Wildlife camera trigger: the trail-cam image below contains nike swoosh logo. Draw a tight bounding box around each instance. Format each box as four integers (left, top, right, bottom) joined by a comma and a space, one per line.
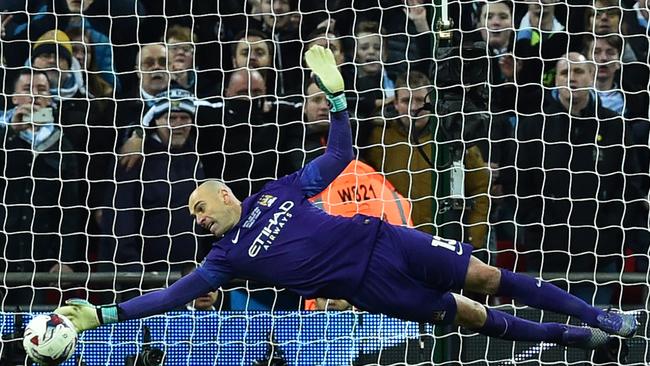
456, 243, 463, 256
536, 278, 542, 288
231, 228, 241, 244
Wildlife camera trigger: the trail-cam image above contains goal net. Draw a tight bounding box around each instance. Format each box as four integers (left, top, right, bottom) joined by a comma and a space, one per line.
0, 0, 648, 365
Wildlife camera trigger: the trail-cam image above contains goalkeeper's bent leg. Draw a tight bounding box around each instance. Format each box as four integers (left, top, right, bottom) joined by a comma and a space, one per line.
453, 294, 609, 349
465, 258, 606, 328
497, 269, 638, 338
496, 269, 606, 327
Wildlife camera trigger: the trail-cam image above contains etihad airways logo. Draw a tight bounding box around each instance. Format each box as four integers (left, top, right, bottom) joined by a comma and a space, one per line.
248, 200, 294, 257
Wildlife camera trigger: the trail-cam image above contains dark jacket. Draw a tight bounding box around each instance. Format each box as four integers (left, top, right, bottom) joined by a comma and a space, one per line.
515, 91, 645, 271
100, 134, 206, 272
0, 124, 85, 272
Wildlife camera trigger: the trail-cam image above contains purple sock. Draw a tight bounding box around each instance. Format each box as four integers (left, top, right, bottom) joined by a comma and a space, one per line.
496, 269, 605, 327
478, 307, 566, 343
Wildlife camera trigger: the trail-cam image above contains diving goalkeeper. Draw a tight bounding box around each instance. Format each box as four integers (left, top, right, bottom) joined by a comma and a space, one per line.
56, 45, 637, 349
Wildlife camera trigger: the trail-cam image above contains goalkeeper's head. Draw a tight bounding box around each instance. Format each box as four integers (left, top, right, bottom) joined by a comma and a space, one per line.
189, 180, 242, 237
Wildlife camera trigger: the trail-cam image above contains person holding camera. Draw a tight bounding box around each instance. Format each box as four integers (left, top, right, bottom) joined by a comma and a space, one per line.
0, 69, 85, 309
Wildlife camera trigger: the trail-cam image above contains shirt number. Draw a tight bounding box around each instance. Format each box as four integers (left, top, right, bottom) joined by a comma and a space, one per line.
431, 235, 457, 252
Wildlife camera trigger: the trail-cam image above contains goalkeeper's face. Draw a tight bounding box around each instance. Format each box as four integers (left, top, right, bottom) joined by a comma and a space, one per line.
189, 181, 242, 237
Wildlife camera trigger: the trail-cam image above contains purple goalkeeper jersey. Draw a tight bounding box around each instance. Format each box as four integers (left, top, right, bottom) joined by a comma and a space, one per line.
198, 170, 382, 300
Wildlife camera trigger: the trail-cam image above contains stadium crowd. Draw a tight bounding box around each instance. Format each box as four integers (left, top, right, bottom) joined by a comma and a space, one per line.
0, 0, 648, 311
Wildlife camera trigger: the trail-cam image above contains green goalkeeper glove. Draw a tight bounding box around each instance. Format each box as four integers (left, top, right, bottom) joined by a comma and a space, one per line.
304, 45, 347, 112
54, 299, 119, 332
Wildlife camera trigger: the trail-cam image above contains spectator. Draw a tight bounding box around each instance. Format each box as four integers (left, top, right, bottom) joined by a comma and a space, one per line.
514, 0, 570, 89
582, 35, 647, 118
0, 69, 85, 308
301, 79, 413, 225
30, 30, 84, 99
473, 0, 521, 117
66, 27, 114, 99
584, 0, 639, 62
518, 0, 564, 32
134, 43, 170, 101
352, 20, 396, 119
514, 52, 645, 304
116, 43, 170, 170
230, 29, 274, 70
298, 80, 336, 165
229, 29, 277, 97
99, 88, 206, 278
304, 27, 345, 67
471, 2, 520, 275
187, 289, 219, 311
251, 0, 303, 96
362, 71, 490, 247
303, 27, 369, 127
478, 0, 513, 54
164, 24, 197, 91
476, 0, 516, 86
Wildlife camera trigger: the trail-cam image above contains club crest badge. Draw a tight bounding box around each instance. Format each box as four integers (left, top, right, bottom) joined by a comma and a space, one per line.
258, 194, 277, 207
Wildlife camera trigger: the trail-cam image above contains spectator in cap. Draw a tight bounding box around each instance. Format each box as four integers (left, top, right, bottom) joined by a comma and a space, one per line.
141, 87, 197, 150
30, 29, 85, 98
99, 87, 208, 299
66, 27, 115, 98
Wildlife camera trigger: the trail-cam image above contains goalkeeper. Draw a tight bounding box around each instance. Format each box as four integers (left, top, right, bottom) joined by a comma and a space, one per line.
56, 45, 637, 349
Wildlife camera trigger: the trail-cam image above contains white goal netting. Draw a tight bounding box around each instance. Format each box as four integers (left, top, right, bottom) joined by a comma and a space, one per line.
0, 0, 648, 365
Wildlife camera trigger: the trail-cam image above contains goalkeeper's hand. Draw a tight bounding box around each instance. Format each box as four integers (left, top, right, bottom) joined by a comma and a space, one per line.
54, 299, 119, 333
304, 45, 346, 112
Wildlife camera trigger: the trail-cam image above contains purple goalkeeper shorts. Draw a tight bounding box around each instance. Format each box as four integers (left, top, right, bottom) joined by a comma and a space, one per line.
348, 223, 473, 324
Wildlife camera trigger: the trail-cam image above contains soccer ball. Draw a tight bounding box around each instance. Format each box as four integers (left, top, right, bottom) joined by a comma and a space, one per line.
22, 314, 78, 365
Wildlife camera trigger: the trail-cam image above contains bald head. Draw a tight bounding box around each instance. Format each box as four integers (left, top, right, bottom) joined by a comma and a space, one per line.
199, 180, 228, 193
556, 52, 594, 72
188, 180, 241, 237
225, 69, 266, 98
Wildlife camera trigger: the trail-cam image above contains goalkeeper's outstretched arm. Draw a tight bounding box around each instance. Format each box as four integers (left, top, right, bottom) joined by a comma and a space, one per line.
298, 45, 354, 197
55, 270, 222, 332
